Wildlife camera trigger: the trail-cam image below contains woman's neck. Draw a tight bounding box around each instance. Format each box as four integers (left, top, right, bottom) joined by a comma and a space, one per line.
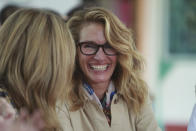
89, 81, 110, 99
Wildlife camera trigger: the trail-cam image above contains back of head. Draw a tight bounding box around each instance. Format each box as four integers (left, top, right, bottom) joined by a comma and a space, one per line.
0, 4, 20, 25
0, 8, 75, 130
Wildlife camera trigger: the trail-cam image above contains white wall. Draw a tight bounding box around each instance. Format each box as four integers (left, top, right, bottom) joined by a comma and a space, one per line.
137, 0, 164, 123
162, 61, 196, 124
142, 0, 196, 127
0, 0, 81, 15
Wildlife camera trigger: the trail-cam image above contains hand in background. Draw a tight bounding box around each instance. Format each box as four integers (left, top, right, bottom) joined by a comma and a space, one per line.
0, 98, 45, 131
0, 98, 16, 121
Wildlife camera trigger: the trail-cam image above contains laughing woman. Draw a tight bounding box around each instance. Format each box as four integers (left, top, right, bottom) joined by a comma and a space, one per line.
58, 7, 161, 131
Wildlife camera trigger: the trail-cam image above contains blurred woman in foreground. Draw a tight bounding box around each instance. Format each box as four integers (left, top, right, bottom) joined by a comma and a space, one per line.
0, 8, 75, 131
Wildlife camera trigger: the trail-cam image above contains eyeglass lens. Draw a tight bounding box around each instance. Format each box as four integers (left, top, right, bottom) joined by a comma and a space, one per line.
79, 42, 117, 55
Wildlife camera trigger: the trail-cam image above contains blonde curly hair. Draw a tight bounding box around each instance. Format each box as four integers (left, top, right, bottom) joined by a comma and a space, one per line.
67, 7, 148, 113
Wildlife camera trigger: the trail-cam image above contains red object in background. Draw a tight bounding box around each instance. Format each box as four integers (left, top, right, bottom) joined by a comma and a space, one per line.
165, 124, 187, 131
114, 0, 134, 28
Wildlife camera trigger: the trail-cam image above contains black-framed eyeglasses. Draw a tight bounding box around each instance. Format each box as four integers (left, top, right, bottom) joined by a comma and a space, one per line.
77, 41, 117, 56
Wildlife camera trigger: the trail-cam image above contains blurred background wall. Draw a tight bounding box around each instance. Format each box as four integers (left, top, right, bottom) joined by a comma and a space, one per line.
0, 0, 195, 131
0, 0, 80, 15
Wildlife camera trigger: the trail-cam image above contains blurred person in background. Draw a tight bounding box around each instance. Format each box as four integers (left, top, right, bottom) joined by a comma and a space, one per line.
65, 4, 84, 20
65, 0, 99, 20
59, 7, 161, 131
0, 8, 75, 131
0, 4, 20, 25
188, 104, 196, 131
187, 87, 196, 131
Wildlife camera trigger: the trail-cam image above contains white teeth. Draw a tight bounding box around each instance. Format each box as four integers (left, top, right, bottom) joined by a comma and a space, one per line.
91, 65, 107, 70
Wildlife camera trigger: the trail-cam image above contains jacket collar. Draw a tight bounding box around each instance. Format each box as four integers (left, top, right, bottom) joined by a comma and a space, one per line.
81, 81, 120, 104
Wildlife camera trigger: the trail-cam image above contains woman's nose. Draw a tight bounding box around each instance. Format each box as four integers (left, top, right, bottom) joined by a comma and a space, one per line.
94, 47, 106, 60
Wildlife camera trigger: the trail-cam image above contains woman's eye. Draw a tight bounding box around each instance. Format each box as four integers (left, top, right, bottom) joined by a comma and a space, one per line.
84, 43, 97, 49
83, 44, 91, 48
